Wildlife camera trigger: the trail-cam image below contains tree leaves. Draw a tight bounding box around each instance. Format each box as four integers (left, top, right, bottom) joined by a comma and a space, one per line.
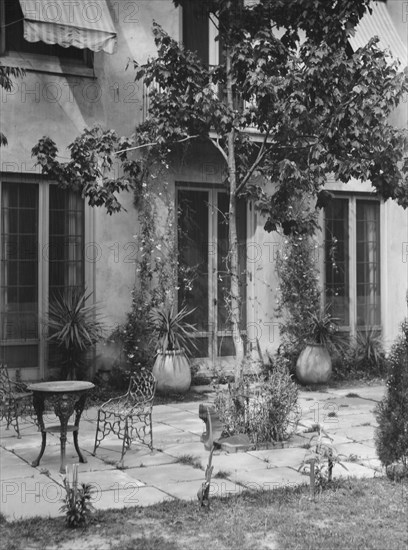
0, 64, 25, 147
32, 127, 141, 215
31, 1, 408, 231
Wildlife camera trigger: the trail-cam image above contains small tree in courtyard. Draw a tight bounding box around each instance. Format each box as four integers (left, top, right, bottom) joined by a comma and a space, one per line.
32, 0, 408, 385
375, 308, 408, 475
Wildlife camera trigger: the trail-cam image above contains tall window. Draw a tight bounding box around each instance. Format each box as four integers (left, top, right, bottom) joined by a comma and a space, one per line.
325, 197, 381, 332
0, 180, 84, 372
356, 201, 381, 327
1, 182, 39, 368
177, 187, 247, 358
49, 187, 84, 299
325, 198, 349, 325
48, 187, 84, 370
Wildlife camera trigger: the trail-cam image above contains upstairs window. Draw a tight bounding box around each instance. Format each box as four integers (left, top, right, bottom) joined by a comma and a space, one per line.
182, 0, 209, 65
1, 0, 92, 65
181, 0, 222, 66
1, 0, 117, 65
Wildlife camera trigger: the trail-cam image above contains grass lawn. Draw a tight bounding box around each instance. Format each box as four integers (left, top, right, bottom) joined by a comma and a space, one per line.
1, 477, 406, 550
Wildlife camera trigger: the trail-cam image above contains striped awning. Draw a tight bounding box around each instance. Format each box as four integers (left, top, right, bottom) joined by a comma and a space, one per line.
19, 0, 117, 54
349, 1, 407, 66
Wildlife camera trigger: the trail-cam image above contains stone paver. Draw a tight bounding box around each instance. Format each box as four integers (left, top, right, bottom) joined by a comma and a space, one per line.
0, 383, 386, 520
235, 466, 306, 489
93, 485, 174, 510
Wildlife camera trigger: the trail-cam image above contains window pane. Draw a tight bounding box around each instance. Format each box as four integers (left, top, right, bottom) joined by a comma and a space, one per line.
49, 187, 84, 299
325, 198, 349, 325
1, 182, 39, 346
356, 201, 380, 327
218, 335, 235, 356
0, 344, 39, 369
182, 0, 209, 64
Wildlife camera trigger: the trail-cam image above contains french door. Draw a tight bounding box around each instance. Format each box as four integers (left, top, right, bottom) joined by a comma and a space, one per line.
324, 196, 381, 333
177, 187, 247, 359
0, 178, 85, 376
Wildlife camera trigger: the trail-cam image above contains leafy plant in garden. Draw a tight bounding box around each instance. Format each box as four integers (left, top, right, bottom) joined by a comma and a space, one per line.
375, 312, 408, 474
349, 329, 387, 377
298, 424, 348, 494
60, 465, 95, 528
111, 290, 156, 385
47, 289, 104, 380
308, 307, 339, 346
32, 126, 140, 215
215, 357, 299, 445
32, 0, 408, 384
275, 235, 321, 365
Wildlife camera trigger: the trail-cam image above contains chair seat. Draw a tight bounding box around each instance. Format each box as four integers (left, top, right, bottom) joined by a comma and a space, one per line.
101, 401, 149, 416
8, 392, 32, 401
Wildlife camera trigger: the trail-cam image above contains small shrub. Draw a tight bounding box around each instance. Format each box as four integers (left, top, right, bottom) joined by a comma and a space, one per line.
215, 357, 299, 445
375, 316, 408, 470
329, 329, 387, 380
214, 470, 231, 479
349, 329, 387, 377
298, 424, 348, 492
60, 465, 95, 528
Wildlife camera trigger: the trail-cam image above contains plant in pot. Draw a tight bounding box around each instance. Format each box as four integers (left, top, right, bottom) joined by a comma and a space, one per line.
47, 289, 104, 380
296, 306, 339, 385
149, 305, 198, 394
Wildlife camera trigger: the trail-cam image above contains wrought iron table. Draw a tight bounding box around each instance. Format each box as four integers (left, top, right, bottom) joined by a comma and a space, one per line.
28, 381, 94, 473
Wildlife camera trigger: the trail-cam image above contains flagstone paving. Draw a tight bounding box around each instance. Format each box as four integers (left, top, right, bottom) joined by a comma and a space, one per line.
0, 383, 386, 520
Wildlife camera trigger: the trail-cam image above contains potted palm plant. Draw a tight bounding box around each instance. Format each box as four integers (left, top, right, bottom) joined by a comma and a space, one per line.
296, 307, 339, 385
47, 289, 104, 380
150, 305, 198, 394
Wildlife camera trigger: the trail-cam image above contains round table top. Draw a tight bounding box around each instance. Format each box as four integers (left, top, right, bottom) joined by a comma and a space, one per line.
27, 381, 95, 393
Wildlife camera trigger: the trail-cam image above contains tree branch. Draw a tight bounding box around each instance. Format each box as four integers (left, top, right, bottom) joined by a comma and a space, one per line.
210, 136, 229, 163
114, 134, 199, 155
236, 130, 271, 195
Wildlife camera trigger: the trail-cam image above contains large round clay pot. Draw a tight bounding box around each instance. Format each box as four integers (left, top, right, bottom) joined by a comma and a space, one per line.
296, 344, 332, 385
152, 350, 191, 394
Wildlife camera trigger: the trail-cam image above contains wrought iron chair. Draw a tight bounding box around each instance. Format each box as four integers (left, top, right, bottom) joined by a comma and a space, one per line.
92, 370, 156, 467
0, 364, 34, 438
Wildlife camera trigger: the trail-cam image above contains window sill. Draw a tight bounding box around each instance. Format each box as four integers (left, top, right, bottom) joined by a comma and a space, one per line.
0, 339, 39, 345
0, 52, 96, 79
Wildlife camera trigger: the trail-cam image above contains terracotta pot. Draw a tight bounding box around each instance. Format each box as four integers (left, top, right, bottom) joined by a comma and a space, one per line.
296, 344, 332, 385
152, 350, 191, 394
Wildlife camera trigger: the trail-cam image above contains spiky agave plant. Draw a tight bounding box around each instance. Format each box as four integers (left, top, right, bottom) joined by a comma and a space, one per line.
149, 305, 198, 355
47, 289, 104, 379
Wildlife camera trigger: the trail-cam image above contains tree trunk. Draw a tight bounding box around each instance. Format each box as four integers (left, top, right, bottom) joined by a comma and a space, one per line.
226, 46, 245, 383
